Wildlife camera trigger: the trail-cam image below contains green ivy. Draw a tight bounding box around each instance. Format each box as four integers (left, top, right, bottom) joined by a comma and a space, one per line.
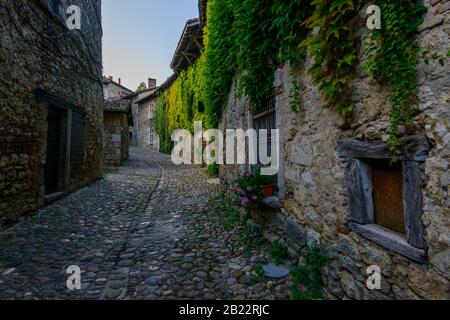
203, 0, 237, 128
154, 55, 209, 152
157, 0, 429, 152
364, 0, 426, 154
290, 247, 329, 300
154, 92, 173, 154
301, 0, 364, 116
203, 0, 312, 127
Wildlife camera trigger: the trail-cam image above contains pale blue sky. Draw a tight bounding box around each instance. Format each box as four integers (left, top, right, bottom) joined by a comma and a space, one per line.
102, 0, 199, 91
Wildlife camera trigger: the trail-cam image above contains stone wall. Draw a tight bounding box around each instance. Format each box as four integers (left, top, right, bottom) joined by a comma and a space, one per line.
103, 113, 130, 167
0, 0, 103, 227
137, 99, 160, 151
219, 0, 449, 299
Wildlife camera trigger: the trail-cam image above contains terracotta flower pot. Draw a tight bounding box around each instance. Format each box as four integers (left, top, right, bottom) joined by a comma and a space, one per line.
261, 184, 274, 198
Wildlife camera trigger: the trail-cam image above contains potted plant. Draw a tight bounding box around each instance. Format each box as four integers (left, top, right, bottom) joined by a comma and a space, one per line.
253, 167, 274, 198
235, 169, 274, 223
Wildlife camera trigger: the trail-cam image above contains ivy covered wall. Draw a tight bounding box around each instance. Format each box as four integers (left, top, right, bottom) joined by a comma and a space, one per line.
155, 0, 441, 155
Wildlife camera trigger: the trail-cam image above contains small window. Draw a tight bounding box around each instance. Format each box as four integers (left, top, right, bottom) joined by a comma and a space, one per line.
338, 135, 430, 263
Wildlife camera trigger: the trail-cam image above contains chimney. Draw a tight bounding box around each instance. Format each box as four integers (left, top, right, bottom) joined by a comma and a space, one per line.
118, 78, 121, 85
148, 78, 157, 89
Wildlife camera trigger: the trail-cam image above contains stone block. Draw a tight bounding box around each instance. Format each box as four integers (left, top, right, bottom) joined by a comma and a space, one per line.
306, 228, 321, 248
284, 216, 306, 246
337, 235, 361, 261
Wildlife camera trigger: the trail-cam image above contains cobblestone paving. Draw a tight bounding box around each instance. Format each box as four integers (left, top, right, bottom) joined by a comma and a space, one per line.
0, 147, 291, 300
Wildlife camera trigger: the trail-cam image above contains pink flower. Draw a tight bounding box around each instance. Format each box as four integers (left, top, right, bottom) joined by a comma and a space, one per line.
252, 196, 258, 202
236, 187, 244, 195
242, 197, 249, 206
247, 186, 253, 192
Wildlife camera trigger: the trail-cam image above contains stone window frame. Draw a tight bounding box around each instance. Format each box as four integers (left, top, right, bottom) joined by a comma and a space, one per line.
337, 134, 430, 263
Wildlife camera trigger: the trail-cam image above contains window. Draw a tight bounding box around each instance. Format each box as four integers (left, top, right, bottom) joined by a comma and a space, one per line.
253, 95, 276, 163
148, 128, 154, 145
338, 135, 430, 263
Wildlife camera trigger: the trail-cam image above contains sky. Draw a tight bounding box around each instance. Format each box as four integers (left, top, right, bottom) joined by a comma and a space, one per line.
102, 0, 199, 91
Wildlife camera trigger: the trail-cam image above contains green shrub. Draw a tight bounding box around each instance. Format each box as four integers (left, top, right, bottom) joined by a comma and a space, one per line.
207, 161, 219, 177
290, 247, 329, 300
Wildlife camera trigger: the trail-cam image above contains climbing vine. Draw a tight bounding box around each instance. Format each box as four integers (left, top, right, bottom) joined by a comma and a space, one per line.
154, 92, 173, 154
301, 0, 364, 116
203, 0, 312, 127
156, 0, 432, 155
364, 0, 427, 154
155, 57, 207, 152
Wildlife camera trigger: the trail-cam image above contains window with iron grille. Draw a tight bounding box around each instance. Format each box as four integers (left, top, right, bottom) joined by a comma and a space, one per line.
253, 95, 277, 186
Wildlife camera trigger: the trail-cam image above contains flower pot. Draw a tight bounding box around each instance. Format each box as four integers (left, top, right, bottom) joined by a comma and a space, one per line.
261, 184, 274, 198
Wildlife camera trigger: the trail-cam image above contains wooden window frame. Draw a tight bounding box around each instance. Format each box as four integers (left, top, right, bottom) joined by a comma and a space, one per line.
337, 134, 430, 263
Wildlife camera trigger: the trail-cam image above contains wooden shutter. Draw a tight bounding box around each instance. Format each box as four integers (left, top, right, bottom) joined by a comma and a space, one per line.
71, 111, 85, 162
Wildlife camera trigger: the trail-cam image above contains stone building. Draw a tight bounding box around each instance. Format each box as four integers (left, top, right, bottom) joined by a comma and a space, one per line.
128, 78, 158, 146
0, 0, 103, 227
103, 98, 132, 166
102, 76, 133, 100
134, 91, 161, 151
216, 1, 450, 299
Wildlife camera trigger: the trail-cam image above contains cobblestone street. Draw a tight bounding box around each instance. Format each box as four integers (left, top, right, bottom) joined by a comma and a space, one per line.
0, 147, 290, 300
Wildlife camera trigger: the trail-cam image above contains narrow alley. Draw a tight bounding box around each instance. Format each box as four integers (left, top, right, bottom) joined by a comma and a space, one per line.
0, 147, 290, 300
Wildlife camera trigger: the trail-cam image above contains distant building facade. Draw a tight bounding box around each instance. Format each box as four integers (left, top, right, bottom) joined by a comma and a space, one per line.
103, 98, 132, 166
128, 78, 158, 146
135, 96, 160, 151
0, 0, 104, 227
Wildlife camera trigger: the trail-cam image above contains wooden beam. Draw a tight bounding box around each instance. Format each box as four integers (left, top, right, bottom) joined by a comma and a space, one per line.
349, 223, 427, 263
337, 134, 430, 161
346, 159, 374, 224
182, 52, 193, 65
191, 35, 203, 51
403, 161, 426, 249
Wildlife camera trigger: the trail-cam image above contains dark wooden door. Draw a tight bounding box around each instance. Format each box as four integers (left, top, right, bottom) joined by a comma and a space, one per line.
44, 107, 62, 195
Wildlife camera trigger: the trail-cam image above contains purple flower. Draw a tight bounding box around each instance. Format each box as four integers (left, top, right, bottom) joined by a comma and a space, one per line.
241, 197, 249, 206
247, 171, 254, 177
252, 196, 258, 202
246, 186, 253, 192
236, 187, 244, 195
